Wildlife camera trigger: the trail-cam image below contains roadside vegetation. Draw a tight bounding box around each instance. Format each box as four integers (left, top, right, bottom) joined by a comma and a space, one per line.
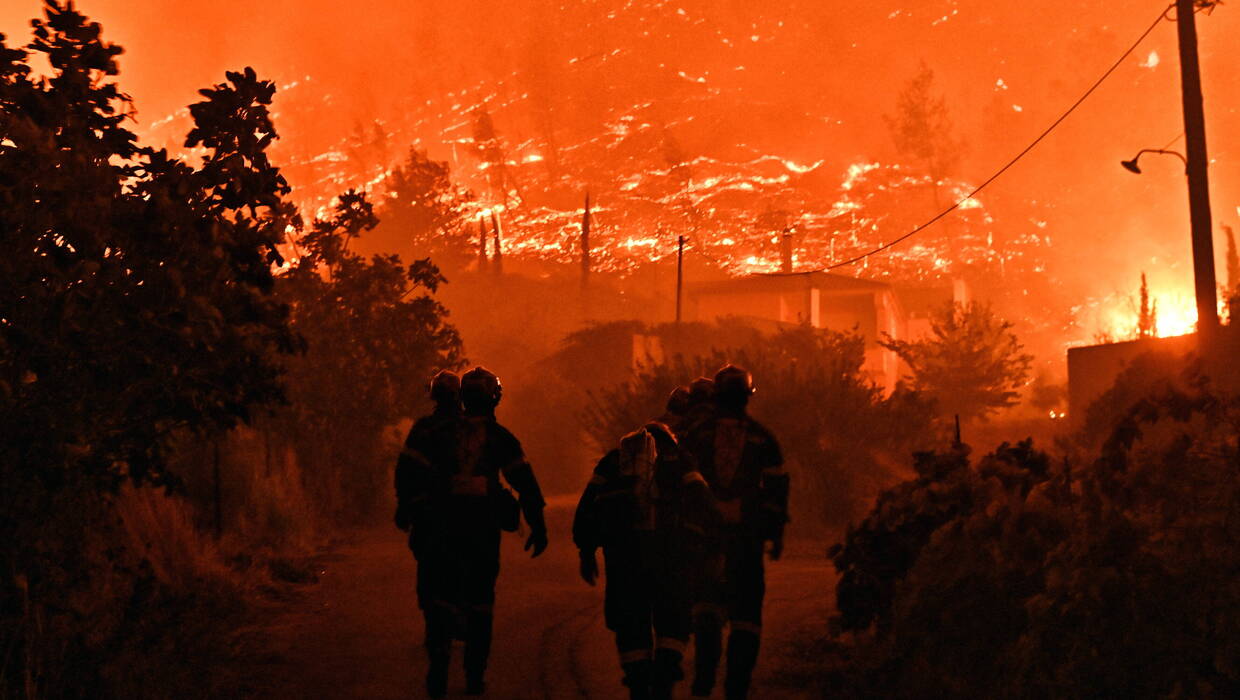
0, 5, 461, 695
813, 356, 1240, 698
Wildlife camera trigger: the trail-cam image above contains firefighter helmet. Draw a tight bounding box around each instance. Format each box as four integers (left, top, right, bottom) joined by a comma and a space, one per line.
666, 385, 691, 416
688, 376, 715, 405
428, 369, 461, 405
461, 366, 503, 409
713, 364, 754, 400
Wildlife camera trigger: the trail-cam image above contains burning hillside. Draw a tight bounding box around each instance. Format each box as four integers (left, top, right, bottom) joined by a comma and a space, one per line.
13, 0, 1236, 348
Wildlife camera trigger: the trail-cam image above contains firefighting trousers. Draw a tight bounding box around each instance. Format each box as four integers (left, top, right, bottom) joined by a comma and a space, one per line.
410, 499, 502, 679
602, 533, 692, 685
692, 533, 766, 697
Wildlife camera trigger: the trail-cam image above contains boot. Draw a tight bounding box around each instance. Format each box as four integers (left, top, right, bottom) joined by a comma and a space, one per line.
723, 629, 760, 700
426, 659, 449, 699
651, 648, 684, 700
622, 659, 653, 700
692, 613, 722, 696
464, 608, 493, 695
425, 607, 452, 699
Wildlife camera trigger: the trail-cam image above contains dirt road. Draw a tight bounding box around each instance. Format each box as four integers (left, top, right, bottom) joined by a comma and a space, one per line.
250, 497, 834, 699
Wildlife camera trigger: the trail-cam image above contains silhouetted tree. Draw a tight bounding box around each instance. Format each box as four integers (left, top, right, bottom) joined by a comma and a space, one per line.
274, 190, 465, 519
345, 119, 391, 176
472, 106, 518, 203
1, 4, 297, 693
881, 302, 1032, 423
1, 10, 295, 492
885, 62, 963, 188
381, 147, 474, 268
1137, 272, 1158, 339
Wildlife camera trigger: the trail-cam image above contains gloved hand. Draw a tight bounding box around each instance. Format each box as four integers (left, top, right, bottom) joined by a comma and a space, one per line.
579, 549, 599, 586
525, 525, 548, 558
767, 537, 784, 561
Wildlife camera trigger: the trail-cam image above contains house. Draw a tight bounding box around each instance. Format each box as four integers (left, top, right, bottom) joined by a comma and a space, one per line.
685, 271, 907, 392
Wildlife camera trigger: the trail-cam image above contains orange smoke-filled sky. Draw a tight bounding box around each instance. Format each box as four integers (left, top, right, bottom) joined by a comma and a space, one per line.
2, 0, 1238, 343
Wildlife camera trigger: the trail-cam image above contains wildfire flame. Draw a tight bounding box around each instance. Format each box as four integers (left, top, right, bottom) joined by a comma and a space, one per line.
1094, 287, 1201, 342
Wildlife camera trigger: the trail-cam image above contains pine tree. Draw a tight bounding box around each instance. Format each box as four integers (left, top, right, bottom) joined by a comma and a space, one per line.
1137, 272, 1158, 339
885, 62, 963, 187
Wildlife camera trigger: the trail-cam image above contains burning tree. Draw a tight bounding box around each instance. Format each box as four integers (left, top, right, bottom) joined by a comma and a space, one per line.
471, 106, 518, 204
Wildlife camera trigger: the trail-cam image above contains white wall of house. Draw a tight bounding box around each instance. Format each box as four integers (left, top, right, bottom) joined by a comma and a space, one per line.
689, 276, 907, 394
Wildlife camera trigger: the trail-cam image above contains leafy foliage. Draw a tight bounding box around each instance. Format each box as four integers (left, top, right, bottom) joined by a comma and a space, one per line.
0, 4, 296, 492
881, 301, 1033, 423
271, 190, 465, 520
885, 61, 963, 184
1, 3, 298, 694
828, 370, 1240, 698
379, 146, 474, 267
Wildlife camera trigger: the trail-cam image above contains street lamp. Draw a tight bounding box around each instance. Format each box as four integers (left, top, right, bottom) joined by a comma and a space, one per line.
1120, 149, 1188, 175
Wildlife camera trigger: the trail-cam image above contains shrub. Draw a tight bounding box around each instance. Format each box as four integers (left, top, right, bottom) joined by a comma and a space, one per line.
581, 320, 936, 530
828, 371, 1240, 698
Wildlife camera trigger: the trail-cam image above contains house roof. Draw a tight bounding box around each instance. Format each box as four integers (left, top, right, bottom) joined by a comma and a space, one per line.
687, 271, 891, 296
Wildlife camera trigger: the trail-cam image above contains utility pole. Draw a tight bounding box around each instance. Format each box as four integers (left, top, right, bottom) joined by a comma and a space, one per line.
676, 235, 685, 324
477, 215, 488, 272
1176, 0, 1219, 341
780, 228, 793, 273
581, 192, 592, 288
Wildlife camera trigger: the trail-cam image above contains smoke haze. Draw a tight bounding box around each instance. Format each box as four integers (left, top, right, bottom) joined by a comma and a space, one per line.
3, 0, 1238, 347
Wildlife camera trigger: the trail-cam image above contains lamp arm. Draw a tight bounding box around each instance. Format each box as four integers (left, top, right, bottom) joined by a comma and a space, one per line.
1136, 148, 1189, 170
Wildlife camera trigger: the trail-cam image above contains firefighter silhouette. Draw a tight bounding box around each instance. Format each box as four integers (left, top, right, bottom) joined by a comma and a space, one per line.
394, 367, 548, 698
683, 376, 717, 434
655, 385, 691, 436
574, 421, 716, 700
680, 365, 789, 699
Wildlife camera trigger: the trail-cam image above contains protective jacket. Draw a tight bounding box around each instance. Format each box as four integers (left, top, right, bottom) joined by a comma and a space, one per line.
399, 413, 545, 537
394, 406, 458, 530
573, 427, 713, 550
573, 424, 715, 698
681, 414, 787, 540
680, 411, 788, 699
395, 411, 546, 686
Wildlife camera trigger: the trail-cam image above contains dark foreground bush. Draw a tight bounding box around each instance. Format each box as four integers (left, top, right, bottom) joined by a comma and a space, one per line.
828, 375, 1240, 698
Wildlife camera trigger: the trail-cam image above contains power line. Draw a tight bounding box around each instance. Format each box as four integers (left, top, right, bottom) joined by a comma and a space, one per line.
823, 4, 1172, 272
